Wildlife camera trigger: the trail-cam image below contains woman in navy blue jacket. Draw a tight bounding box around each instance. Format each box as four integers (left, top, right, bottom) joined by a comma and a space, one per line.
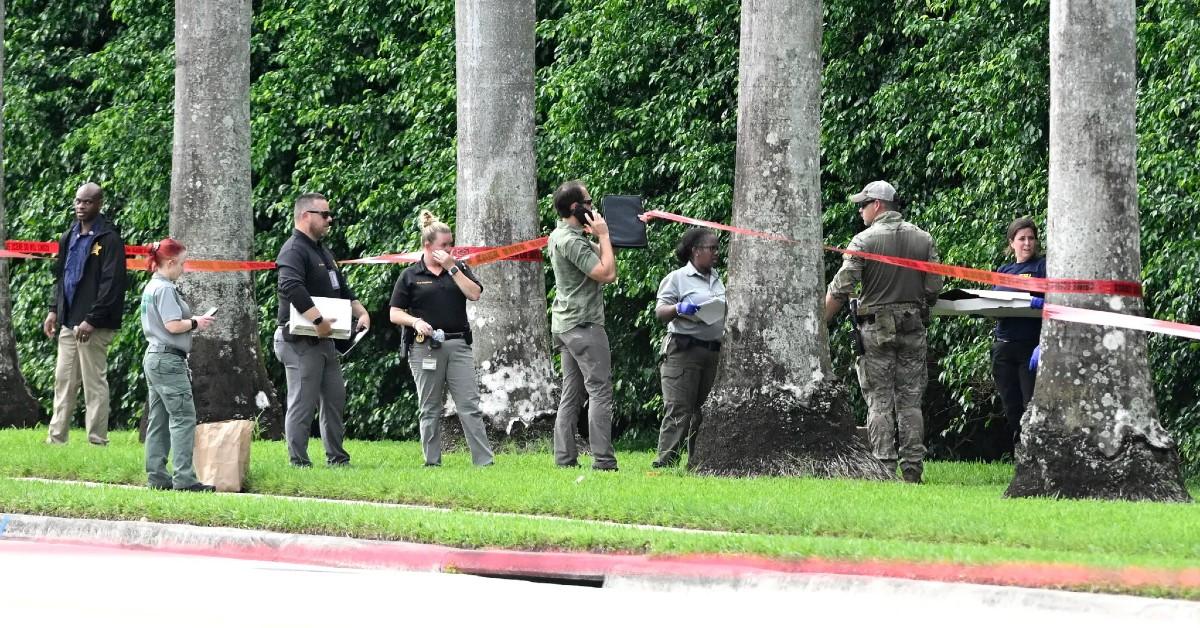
992, 217, 1046, 448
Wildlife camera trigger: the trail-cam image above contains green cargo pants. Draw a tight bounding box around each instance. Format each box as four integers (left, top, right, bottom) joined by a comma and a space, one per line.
143, 351, 200, 489
653, 335, 720, 467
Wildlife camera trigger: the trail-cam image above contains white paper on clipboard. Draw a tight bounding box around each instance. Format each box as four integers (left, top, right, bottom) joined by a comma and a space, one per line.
685, 297, 726, 326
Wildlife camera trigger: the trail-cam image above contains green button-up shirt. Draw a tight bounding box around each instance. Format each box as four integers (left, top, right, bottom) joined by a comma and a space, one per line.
548, 221, 606, 334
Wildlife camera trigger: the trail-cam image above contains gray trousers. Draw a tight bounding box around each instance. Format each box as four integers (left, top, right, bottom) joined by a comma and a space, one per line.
654, 337, 719, 466
553, 324, 617, 469
143, 351, 200, 489
273, 328, 350, 466
408, 339, 494, 466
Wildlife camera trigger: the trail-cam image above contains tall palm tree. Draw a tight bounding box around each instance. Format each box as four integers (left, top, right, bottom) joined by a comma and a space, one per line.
0, 0, 42, 428
453, 0, 556, 431
169, 0, 281, 437
1006, 0, 1189, 501
690, 0, 886, 478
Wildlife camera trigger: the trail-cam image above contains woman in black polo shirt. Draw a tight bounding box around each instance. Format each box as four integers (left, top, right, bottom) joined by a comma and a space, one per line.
389, 211, 494, 467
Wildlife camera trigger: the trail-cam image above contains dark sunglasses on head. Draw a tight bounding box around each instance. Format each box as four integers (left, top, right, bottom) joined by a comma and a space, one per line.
306, 210, 334, 219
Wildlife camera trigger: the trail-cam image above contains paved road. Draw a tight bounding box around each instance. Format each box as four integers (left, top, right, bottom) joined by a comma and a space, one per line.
1, 540, 1196, 627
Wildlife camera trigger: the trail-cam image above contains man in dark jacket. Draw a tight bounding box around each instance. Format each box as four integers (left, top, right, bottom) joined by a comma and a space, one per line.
272, 193, 370, 467
43, 182, 128, 445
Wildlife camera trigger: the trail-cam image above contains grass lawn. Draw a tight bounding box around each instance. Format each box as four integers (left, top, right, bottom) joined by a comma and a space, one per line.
2, 428, 1198, 586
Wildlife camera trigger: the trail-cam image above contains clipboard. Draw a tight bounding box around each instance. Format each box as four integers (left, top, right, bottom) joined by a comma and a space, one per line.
685, 297, 726, 326
601, 195, 648, 248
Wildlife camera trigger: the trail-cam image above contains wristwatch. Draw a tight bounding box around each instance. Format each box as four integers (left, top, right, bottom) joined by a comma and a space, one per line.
448, 266, 460, 276
312, 316, 325, 326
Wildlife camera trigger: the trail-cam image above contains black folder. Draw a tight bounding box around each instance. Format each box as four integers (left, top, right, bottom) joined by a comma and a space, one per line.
601, 195, 648, 248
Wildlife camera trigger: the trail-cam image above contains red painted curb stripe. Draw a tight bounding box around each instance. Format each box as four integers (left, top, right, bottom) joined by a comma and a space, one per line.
18, 534, 1200, 592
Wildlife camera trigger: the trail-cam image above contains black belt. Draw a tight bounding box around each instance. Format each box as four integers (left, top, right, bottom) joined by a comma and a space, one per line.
672, 334, 721, 352
149, 346, 188, 358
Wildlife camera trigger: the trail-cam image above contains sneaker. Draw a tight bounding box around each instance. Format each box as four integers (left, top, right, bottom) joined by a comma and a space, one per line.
176, 483, 216, 492
327, 460, 352, 468
423, 462, 441, 467
290, 461, 313, 468
592, 465, 619, 472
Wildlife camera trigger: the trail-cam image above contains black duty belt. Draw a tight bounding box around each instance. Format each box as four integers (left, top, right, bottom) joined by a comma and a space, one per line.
672, 334, 721, 352
149, 346, 188, 358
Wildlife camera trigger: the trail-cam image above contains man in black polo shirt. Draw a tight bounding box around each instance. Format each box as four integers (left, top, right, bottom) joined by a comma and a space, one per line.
273, 193, 370, 467
389, 211, 493, 467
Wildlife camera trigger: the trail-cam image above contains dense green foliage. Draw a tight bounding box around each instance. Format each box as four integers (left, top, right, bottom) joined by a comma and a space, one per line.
4, 0, 1198, 471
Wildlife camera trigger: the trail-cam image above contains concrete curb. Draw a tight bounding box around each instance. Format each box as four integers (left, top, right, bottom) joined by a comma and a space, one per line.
2, 510, 1200, 619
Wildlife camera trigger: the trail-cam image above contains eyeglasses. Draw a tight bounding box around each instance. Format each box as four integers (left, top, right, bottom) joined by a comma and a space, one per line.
694, 244, 718, 252
580, 198, 594, 206
856, 199, 875, 210
306, 210, 334, 220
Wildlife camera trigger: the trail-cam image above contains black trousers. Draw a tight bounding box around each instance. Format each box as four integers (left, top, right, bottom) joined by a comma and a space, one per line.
991, 339, 1038, 444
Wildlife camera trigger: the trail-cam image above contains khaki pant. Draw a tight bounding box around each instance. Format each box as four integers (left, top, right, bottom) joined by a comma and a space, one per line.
47, 326, 116, 445
408, 339, 494, 466
856, 304, 928, 474
654, 336, 719, 467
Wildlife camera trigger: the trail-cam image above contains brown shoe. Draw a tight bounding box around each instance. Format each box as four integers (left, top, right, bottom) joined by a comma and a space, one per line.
901, 468, 923, 484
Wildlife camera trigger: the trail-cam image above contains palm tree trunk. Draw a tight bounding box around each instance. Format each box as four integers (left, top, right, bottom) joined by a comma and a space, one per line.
0, 0, 42, 429
689, 0, 886, 478
1006, 0, 1189, 501
454, 0, 557, 431
169, 0, 282, 437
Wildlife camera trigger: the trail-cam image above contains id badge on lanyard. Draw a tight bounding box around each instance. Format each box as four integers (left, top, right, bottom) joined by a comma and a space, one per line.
328, 269, 340, 291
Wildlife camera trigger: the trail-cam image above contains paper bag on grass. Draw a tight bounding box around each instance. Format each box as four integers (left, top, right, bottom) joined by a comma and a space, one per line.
193, 419, 253, 492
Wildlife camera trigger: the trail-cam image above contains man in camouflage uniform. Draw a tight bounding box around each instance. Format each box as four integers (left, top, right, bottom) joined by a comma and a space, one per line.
824, 180, 942, 483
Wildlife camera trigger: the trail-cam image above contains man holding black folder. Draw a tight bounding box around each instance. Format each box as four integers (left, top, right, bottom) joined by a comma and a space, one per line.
273, 193, 370, 468
547, 180, 619, 471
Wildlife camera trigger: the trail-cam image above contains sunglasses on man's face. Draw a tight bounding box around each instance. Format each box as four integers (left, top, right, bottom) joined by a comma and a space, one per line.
306, 210, 334, 220
856, 199, 875, 210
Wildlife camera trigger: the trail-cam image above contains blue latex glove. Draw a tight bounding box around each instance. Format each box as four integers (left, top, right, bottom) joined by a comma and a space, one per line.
1030, 296, 1045, 310
676, 301, 700, 316
1029, 345, 1041, 373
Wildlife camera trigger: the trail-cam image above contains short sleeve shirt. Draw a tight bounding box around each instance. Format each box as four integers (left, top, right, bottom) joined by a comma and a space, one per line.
390, 258, 482, 334
140, 274, 193, 353
548, 221, 605, 334
657, 262, 726, 342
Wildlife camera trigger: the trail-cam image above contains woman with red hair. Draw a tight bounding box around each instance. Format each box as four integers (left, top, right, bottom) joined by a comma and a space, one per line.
139, 238, 216, 491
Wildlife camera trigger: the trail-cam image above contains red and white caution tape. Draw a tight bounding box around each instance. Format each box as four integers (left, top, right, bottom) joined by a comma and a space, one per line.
1044, 304, 1200, 341
641, 210, 1143, 297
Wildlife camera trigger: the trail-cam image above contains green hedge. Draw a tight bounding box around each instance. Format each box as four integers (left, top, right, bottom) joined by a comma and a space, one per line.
5, 0, 1197, 472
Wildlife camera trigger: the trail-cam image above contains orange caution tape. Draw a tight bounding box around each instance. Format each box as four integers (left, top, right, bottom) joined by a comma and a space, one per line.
642, 210, 1143, 298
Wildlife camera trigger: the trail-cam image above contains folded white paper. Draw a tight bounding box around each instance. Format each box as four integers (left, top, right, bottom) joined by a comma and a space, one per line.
289, 296, 353, 339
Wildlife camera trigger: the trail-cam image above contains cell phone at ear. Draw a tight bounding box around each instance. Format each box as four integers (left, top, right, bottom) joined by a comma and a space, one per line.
203, 307, 218, 318
573, 204, 594, 224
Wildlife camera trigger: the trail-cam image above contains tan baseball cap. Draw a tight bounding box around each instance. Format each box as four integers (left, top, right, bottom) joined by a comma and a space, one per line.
850, 180, 896, 203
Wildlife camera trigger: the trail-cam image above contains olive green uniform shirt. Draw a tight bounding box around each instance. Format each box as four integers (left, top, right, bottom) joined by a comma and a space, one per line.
548, 221, 606, 334
827, 211, 943, 309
